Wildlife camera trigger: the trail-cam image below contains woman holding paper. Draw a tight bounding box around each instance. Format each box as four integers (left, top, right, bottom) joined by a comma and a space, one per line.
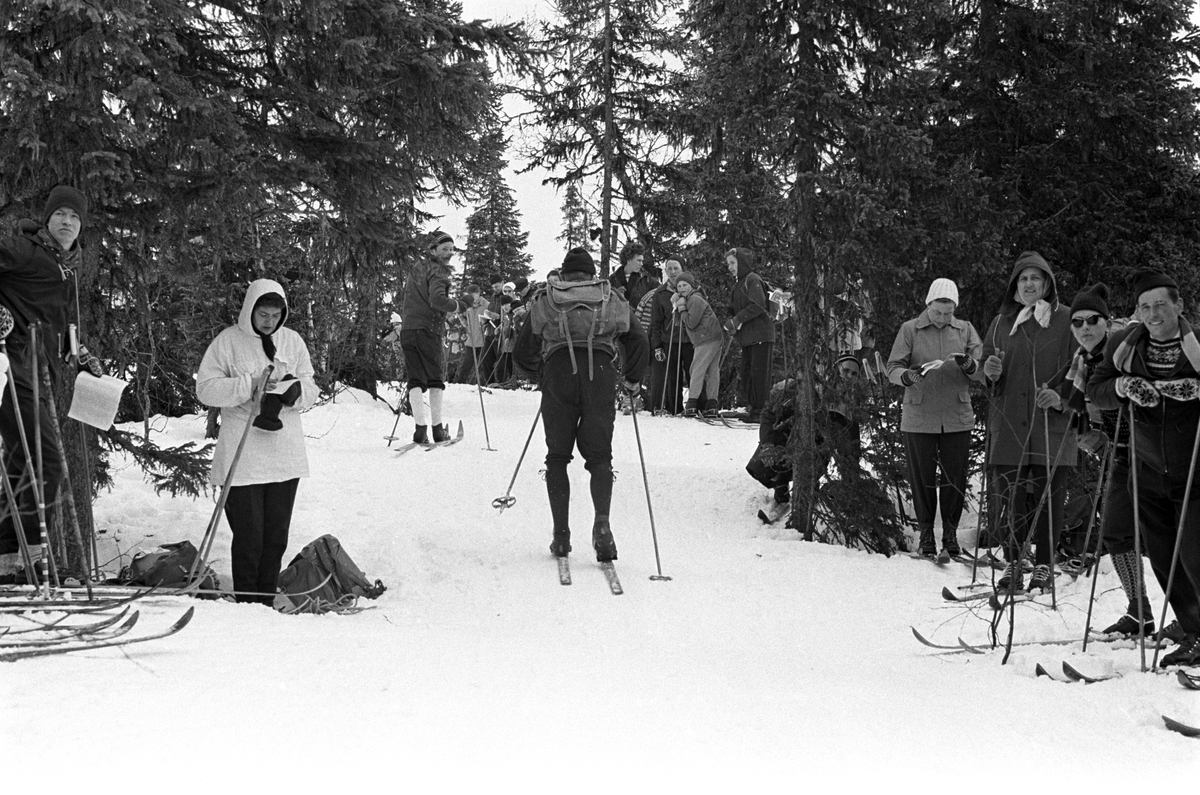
197, 279, 318, 604
886, 278, 984, 560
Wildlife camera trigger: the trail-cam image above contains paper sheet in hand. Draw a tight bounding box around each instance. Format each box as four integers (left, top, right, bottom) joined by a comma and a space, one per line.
68, 372, 129, 430
920, 359, 946, 375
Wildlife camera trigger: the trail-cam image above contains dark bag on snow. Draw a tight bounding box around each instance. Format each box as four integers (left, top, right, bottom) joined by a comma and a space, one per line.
274, 534, 386, 614
123, 540, 219, 592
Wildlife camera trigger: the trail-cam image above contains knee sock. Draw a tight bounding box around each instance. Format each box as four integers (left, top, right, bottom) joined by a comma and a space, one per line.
1111, 550, 1152, 615
408, 387, 427, 427
588, 464, 613, 519
546, 465, 570, 534
429, 388, 444, 427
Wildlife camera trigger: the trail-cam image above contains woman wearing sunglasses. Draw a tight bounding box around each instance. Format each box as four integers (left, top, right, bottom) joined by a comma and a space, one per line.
1063, 284, 1154, 637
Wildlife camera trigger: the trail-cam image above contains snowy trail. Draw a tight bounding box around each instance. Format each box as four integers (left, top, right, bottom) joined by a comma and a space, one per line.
1, 385, 1195, 789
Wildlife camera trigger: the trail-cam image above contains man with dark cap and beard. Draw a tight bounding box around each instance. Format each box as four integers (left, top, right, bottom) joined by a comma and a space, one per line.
0, 185, 102, 584
400, 229, 472, 444
513, 247, 649, 566
1088, 268, 1200, 665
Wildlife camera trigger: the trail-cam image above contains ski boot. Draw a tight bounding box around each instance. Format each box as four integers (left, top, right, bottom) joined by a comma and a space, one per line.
592, 517, 618, 562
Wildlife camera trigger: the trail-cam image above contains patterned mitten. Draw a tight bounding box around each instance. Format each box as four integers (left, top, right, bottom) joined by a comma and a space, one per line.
1119, 376, 1160, 407
1155, 378, 1200, 402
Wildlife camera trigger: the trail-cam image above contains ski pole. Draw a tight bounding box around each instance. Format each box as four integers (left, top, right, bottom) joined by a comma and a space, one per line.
38, 358, 93, 600
1124, 403, 1148, 670
384, 404, 403, 447
629, 395, 670, 581
1080, 409, 1121, 652
187, 366, 274, 585
472, 344, 495, 451
1150, 397, 1200, 670
27, 326, 56, 595
492, 407, 541, 513
658, 315, 675, 415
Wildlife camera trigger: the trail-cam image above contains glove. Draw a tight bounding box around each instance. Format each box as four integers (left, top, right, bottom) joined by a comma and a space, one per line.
1034, 386, 1062, 411
723, 319, 738, 335
1156, 378, 1200, 402
654, 349, 666, 362
900, 369, 924, 387
622, 379, 640, 395
77, 345, 103, 378
952, 353, 977, 375
982, 354, 1004, 380
1117, 375, 1160, 407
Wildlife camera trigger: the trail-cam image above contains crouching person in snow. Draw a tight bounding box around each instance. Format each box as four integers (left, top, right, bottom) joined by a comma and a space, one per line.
513, 247, 649, 562
197, 279, 318, 604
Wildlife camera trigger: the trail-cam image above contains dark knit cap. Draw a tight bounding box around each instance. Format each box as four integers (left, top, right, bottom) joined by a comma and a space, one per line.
42, 185, 88, 229
513, 276, 529, 293
1070, 283, 1110, 318
1130, 268, 1178, 301
562, 247, 596, 277
429, 229, 453, 249
675, 271, 699, 289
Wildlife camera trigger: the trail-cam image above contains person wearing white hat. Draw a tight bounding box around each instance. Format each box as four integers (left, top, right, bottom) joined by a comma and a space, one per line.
886, 278, 985, 560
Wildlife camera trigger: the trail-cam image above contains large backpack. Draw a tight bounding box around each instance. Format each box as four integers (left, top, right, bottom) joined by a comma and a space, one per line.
122, 540, 220, 595
531, 276, 630, 378
274, 535, 386, 614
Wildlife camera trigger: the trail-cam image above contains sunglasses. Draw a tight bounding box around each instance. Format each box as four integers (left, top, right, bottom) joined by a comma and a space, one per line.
1071, 316, 1105, 328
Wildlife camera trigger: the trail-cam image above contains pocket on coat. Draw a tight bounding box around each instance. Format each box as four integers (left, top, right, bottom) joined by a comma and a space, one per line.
905, 390, 923, 405
958, 391, 974, 423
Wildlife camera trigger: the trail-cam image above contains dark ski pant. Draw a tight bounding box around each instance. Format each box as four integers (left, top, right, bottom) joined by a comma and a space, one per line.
1100, 449, 1138, 555
540, 348, 616, 541
739, 340, 772, 416
989, 463, 1069, 566
0, 381, 62, 555
651, 340, 694, 414
1130, 461, 1200, 635
224, 478, 299, 604
400, 328, 446, 391
904, 430, 970, 535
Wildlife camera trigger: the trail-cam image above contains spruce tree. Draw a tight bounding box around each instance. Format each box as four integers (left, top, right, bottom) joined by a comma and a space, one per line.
461, 132, 533, 289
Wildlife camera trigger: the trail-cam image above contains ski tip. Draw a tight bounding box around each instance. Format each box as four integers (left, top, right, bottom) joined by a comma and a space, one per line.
1035, 663, 1052, 678
941, 586, 957, 602
172, 606, 196, 630
1162, 715, 1200, 737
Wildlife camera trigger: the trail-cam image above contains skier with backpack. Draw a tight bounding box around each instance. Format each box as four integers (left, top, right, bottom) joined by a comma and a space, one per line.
513, 247, 649, 563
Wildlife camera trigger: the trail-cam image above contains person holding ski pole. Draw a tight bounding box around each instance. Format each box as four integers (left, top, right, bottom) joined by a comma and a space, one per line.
400, 230, 473, 442
980, 251, 1078, 592
1087, 269, 1200, 665
512, 247, 649, 562
648, 256, 691, 415
885, 278, 985, 561
197, 279, 318, 604
672, 272, 723, 418
1061, 283, 1154, 636
0, 185, 102, 585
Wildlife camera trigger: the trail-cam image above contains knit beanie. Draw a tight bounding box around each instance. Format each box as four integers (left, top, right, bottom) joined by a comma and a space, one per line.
429, 229, 453, 249
562, 247, 596, 277
1130, 268, 1178, 302
513, 276, 529, 293
42, 185, 88, 229
675, 271, 699, 289
924, 278, 959, 306
1070, 283, 1110, 318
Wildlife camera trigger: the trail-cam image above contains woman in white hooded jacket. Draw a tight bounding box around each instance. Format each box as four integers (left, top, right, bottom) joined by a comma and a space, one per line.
197, 279, 318, 604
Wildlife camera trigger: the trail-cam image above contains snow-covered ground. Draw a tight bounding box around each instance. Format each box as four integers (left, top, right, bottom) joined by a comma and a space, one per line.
2, 384, 1195, 789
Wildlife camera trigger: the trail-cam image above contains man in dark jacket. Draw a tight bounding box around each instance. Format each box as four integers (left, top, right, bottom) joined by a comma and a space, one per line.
1087, 268, 1200, 666
608, 240, 657, 309
725, 247, 775, 422
0, 185, 92, 583
400, 230, 471, 444
513, 247, 649, 563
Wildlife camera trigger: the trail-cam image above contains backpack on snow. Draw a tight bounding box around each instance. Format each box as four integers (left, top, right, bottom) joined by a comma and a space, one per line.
122, 540, 219, 594
530, 276, 630, 379
274, 534, 386, 614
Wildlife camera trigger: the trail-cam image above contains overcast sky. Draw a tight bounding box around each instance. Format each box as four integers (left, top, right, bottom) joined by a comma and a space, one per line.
423, 0, 566, 281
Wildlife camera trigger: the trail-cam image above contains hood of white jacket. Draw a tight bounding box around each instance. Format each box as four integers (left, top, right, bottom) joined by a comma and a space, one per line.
237, 278, 289, 338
